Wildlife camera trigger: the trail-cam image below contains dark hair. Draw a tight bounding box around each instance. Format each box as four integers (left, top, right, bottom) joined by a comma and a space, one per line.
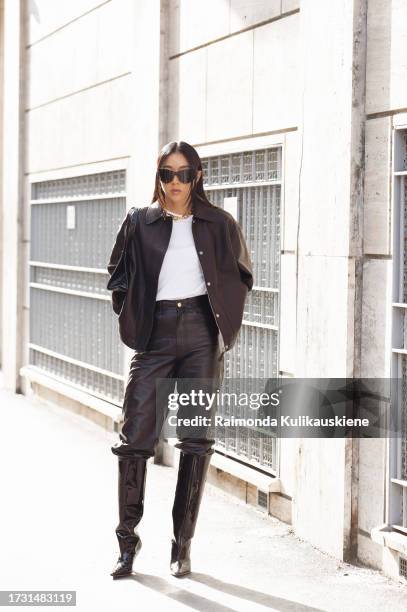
151, 141, 212, 212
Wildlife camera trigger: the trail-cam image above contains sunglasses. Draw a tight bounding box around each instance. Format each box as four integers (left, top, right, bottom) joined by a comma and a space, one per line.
158, 167, 196, 184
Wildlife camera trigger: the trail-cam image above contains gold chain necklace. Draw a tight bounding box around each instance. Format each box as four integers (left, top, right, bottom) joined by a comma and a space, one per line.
163, 207, 192, 221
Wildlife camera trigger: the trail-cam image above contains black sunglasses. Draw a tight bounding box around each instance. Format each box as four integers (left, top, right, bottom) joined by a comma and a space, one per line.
158, 167, 196, 184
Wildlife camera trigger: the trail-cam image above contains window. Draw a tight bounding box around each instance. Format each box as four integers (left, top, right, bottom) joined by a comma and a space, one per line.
201, 147, 282, 473
29, 170, 127, 404
390, 128, 407, 533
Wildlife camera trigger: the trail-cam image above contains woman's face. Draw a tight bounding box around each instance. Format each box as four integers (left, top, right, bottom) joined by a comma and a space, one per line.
159, 152, 202, 207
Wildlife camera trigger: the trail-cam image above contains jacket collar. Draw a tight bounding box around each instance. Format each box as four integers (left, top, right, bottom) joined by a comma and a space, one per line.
145, 196, 216, 224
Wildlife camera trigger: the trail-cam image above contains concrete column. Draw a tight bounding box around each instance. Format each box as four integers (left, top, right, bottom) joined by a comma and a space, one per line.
1, 0, 26, 391
0, 0, 4, 370
293, 0, 367, 560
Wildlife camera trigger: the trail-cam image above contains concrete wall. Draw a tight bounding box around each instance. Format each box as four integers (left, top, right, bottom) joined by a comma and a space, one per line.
287, 0, 367, 560
366, 0, 407, 116
1, 0, 26, 391
0, 0, 4, 369
357, 114, 392, 567
357, 0, 407, 578
2, 0, 406, 577
26, 0, 161, 206
168, 0, 300, 57
167, 1, 300, 142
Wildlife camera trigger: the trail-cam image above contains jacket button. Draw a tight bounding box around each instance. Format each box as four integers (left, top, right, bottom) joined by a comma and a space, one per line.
216, 313, 220, 317
207, 281, 211, 286
199, 251, 203, 255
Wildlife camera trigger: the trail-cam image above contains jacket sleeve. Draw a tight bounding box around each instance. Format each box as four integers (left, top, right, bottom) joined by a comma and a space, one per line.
107, 210, 130, 278
228, 218, 254, 291
106, 210, 131, 315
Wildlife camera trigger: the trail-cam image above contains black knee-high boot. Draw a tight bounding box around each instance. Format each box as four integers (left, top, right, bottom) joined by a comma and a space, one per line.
170, 452, 212, 577
110, 456, 147, 579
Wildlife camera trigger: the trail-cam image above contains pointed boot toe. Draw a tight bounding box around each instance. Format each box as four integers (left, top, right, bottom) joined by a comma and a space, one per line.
170, 538, 191, 577
170, 558, 191, 578
111, 539, 142, 579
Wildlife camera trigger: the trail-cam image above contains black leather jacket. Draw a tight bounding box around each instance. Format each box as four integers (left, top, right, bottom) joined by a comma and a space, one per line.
106, 196, 253, 359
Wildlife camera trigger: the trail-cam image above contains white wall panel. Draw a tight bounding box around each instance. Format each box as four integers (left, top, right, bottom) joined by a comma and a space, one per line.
282, 0, 300, 11
361, 258, 392, 379
28, 0, 110, 44
364, 117, 392, 255
168, 0, 296, 56
389, 0, 407, 111
168, 0, 230, 57
27, 76, 134, 172
366, 0, 392, 114
28, 0, 132, 108
229, 0, 280, 32
167, 48, 206, 143
366, 0, 407, 114
253, 15, 300, 135
206, 31, 253, 141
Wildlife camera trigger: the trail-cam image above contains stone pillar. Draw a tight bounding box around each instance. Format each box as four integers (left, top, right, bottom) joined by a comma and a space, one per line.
293, 0, 367, 560
1, 0, 27, 392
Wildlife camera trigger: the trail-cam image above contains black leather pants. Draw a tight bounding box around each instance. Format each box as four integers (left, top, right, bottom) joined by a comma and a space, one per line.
111, 294, 224, 459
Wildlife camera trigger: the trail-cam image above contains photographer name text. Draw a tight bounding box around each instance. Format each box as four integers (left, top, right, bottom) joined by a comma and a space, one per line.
167, 415, 370, 427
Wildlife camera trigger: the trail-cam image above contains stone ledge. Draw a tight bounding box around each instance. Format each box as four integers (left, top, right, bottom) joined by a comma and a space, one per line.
371, 524, 407, 555
210, 451, 281, 493
164, 437, 280, 492
19, 365, 122, 424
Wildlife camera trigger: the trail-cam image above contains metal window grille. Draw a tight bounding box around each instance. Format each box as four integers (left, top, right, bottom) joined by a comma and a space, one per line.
202, 148, 281, 474
29, 170, 127, 405
399, 554, 407, 579
390, 129, 407, 534
257, 489, 269, 510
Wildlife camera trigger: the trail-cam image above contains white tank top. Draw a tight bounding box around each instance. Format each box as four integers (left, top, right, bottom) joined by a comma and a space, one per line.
156, 215, 208, 300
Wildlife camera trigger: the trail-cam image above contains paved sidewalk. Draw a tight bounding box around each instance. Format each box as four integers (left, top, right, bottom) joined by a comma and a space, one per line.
0, 386, 406, 611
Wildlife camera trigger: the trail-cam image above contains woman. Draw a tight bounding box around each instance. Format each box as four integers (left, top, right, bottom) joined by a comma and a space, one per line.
107, 141, 253, 579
